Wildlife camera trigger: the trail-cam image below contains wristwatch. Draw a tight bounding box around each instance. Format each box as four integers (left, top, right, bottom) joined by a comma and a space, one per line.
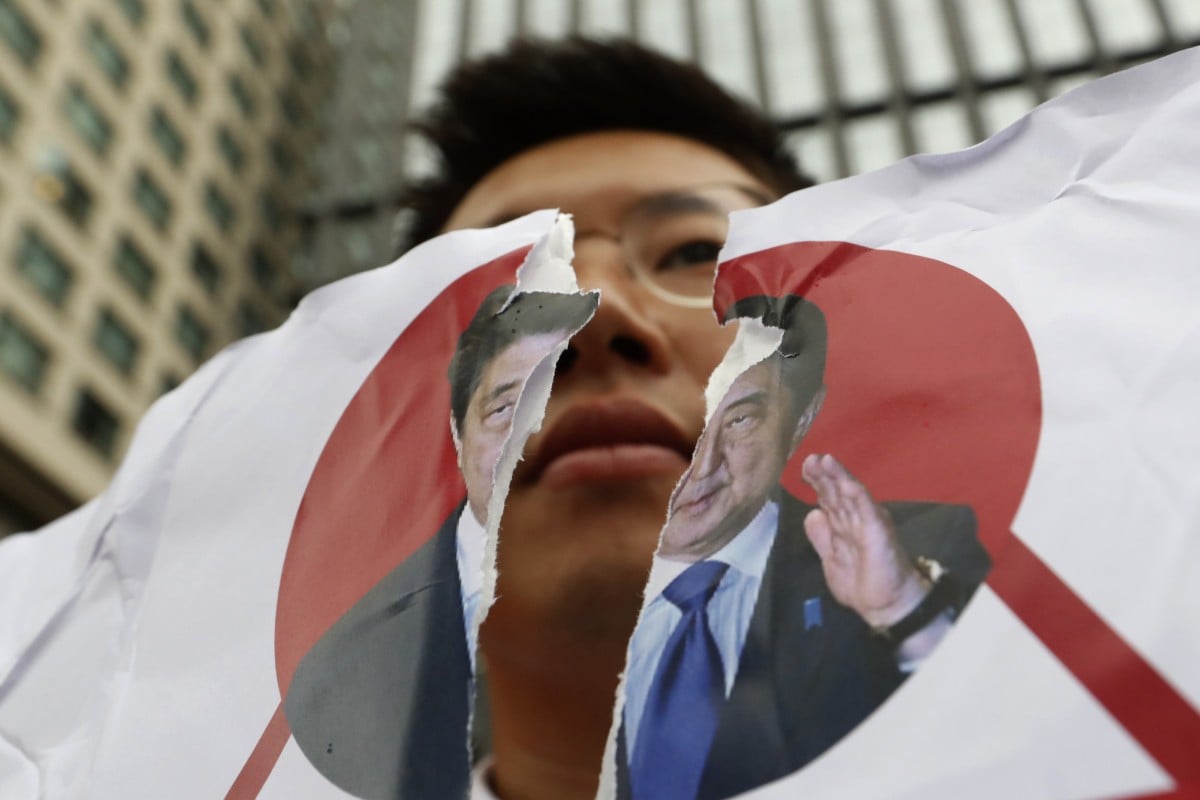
871, 557, 961, 645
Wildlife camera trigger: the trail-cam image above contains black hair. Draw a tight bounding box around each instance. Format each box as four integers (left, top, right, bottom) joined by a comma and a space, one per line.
725, 294, 827, 417
448, 285, 598, 433
398, 36, 813, 252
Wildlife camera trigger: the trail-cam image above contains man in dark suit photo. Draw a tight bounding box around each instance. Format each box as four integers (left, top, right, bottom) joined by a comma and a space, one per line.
283, 285, 595, 800
621, 295, 991, 800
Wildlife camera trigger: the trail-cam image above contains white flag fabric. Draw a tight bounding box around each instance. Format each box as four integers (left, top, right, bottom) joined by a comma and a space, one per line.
701, 44, 1200, 800
3, 42, 1200, 800
0, 210, 560, 799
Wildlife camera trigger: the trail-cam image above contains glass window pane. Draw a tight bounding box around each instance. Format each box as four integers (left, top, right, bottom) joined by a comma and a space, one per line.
134, 169, 172, 230
180, 0, 209, 46
236, 301, 267, 336
1016, 0, 1089, 67
250, 246, 276, 290
166, 50, 198, 104
86, 20, 129, 87
114, 235, 157, 300
1086, 0, 1159, 51
72, 388, 120, 457
829, 0, 889, 105
0, 0, 43, 66
15, 229, 73, 306
959, 0, 1023, 80
93, 308, 139, 375
113, 0, 145, 26
913, 101, 973, 154
37, 159, 94, 226
894, 0, 956, 92
175, 305, 210, 361
229, 74, 256, 118
150, 106, 186, 165
0, 84, 19, 143
204, 182, 235, 232
64, 83, 112, 155
846, 115, 903, 173
279, 90, 304, 125
191, 242, 223, 296
758, 0, 823, 117
216, 126, 245, 171
239, 24, 266, 64
0, 311, 49, 393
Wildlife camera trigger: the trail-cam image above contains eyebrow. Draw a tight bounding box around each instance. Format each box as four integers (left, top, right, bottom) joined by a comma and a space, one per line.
484, 379, 522, 406
723, 390, 768, 413
635, 193, 724, 218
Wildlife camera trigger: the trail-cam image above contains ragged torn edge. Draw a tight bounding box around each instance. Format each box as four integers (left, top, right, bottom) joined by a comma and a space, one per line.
595, 313, 785, 800
460, 211, 600, 752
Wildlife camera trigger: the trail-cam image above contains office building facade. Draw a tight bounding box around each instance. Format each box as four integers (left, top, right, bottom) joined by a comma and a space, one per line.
0, 0, 334, 531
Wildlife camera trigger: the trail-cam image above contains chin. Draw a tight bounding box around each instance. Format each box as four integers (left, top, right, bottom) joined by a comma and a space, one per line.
491, 482, 671, 642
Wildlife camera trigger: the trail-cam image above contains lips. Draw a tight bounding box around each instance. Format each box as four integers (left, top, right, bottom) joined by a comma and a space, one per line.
522, 397, 695, 487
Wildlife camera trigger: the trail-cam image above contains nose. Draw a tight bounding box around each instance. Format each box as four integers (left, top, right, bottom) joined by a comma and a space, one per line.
689, 422, 723, 480
557, 237, 673, 378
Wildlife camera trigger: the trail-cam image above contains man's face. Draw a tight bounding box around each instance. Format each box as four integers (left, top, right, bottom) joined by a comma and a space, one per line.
458, 331, 570, 526
443, 131, 776, 646
660, 360, 797, 561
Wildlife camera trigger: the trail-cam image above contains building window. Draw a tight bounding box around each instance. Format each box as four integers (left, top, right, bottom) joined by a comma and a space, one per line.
239, 25, 266, 65
114, 235, 157, 300
150, 106, 186, 165
260, 193, 284, 229
269, 138, 294, 175
250, 246, 276, 291
297, 4, 320, 36
279, 90, 305, 126
190, 242, 222, 296
34, 158, 93, 226
86, 20, 129, 88
72, 388, 120, 457
63, 83, 112, 156
175, 305, 210, 362
93, 308, 139, 376
180, 0, 209, 46
16, 230, 73, 306
166, 50, 198, 105
287, 43, 310, 78
236, 301, 267, 336
228, 74, 255, 118
133, 169, 172, 231
0, 0, 42, 66
216, 126, 245, 171
113, 0, 145, 27
204, 182, 234, 232
0, 311, 49, 393
0, 84, 18, 144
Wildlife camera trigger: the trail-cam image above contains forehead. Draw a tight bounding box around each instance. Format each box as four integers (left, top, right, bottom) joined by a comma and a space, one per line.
443, 130, 772, 232
720, 359, 785, 407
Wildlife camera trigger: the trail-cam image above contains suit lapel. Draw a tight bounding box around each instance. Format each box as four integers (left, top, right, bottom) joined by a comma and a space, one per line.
698, 495, 834, 800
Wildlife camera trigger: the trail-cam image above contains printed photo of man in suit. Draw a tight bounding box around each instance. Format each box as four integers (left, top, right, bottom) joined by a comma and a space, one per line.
621, 294, 991, 800
284, 285, 596, 800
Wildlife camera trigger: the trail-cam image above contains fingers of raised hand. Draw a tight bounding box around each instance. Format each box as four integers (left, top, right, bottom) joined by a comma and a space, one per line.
803, 507, 833, 563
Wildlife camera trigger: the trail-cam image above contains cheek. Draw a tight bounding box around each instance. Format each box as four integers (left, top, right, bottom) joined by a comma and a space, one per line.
668, 315, 738, 381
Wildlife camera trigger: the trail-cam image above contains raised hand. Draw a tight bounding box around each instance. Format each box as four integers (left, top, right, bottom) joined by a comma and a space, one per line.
801, 454, 929, 629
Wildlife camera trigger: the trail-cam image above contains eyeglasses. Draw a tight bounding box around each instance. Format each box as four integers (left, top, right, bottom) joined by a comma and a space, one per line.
573, 183, 774, 309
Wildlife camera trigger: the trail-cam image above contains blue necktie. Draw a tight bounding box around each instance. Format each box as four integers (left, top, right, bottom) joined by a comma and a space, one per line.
629, 560, 730, 800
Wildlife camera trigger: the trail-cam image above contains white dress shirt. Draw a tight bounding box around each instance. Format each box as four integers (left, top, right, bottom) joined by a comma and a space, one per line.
622, 500, 779, 756
456, 507, 487, 671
